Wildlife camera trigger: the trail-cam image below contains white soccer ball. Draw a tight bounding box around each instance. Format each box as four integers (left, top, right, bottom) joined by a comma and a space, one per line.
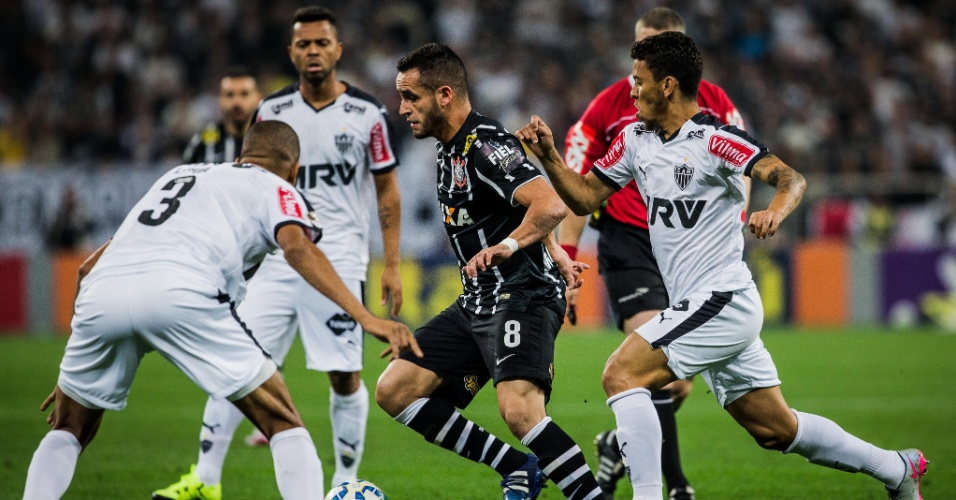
325, 479, 388, 500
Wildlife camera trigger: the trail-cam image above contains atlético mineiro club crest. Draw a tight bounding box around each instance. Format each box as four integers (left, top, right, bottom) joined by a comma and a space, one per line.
674, 164, 693, 191
451, 156, 468, 188
335, 133, 354, 154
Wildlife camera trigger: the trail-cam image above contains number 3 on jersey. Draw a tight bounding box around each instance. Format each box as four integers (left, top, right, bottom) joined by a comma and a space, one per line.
138, 176, 196, 226
504, 320, 521, 347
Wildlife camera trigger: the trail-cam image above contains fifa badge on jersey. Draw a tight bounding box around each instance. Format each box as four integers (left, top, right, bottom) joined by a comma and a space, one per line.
451, 155, 468, 188
674, 164, 694, 191
335, 133, 355, 155
463, 374, 480, 396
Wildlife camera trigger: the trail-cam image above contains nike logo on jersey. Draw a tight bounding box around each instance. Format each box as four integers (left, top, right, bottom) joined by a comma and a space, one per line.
496, 354, 516, 366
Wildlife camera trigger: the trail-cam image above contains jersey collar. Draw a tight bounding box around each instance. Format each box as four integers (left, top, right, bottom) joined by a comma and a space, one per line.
657, 112, 708, 143
441, 110, 480, 153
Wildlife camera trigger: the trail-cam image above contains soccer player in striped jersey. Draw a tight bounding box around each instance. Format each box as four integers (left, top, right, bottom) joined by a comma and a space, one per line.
519, 31, 926, 500
182, 67, 261, 164
376, 42, 603, 500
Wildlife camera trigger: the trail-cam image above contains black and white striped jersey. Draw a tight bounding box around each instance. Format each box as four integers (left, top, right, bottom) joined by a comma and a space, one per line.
436, 111, 565, 315
183, 121, 242, 164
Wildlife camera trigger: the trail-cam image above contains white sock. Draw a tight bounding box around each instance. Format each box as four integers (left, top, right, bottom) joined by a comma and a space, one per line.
330, 380, 368, 488
24, 430, 82, 500
608, 388, 663, 500
195, 397, 245, 485
785, 410, 904, 487
270, 427, 324, 500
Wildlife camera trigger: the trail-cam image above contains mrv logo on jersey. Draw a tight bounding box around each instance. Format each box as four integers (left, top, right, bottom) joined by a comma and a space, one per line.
297, 162, 357, 187
649, 197, 707, 228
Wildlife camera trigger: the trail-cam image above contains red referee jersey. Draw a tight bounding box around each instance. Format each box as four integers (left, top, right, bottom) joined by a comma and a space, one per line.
564, 76, 745, 229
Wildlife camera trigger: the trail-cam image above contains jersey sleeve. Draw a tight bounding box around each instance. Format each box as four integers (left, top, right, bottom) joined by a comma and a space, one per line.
473, 134, 542, 206
590, 128, 636, 191
707, 126, 769, 178
369, 106, 400, 173
263, 182, 322, 247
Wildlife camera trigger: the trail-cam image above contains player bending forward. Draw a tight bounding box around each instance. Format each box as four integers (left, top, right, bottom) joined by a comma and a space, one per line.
517, 32, 926, 500
22, 121, 419, 500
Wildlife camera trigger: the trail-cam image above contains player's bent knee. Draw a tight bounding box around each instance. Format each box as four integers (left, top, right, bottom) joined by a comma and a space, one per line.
602, 355, 650, 397
374, 371, 407, 417
233, 373, 304, 438
51, 390, 105, 448
746, 424, 796, 451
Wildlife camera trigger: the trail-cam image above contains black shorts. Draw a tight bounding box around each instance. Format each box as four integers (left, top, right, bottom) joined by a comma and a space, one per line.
398, 298, 564, 409
597, 216, 669, 331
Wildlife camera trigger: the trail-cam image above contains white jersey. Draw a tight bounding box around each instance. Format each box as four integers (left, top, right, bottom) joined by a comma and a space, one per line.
90, 162, 319, 300
253, 82, 399, 281
591, 113, 767, 302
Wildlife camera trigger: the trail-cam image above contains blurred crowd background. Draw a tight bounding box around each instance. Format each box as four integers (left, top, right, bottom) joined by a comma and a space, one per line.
0, 0, 954, 251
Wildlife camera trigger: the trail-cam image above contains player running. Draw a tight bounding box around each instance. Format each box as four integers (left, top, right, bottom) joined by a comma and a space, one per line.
561, 9, 747, 498
519, 31, 926, 500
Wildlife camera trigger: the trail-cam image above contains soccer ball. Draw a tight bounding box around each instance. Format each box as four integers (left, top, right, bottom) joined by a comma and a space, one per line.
325, 479, 388, 500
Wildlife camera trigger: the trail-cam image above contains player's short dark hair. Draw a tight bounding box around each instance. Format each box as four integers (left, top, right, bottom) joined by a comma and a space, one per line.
242, 120, 300, 170
637, 7, 686, 32
291, 6, 337, 39
630, 31, 702, 101
396, 43, 469, 98
223, 66, 256, 81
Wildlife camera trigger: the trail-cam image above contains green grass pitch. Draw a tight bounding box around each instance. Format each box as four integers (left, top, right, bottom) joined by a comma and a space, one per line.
1, 326, 953, 499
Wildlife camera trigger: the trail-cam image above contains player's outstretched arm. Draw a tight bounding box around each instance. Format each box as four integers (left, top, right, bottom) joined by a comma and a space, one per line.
463, 176, 567, 278
515, 115, 614, 215
374, 170, 403, 317
277, 225, 422, 360
747, 154, 806, 239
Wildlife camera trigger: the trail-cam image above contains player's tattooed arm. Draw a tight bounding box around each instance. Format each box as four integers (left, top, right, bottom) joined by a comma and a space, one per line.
748, 154, 806, 239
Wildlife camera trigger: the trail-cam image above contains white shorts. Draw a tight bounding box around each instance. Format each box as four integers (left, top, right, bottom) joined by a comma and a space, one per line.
59, 271, 276, 411
238, 263, 364, 372
637, 285, 780, 407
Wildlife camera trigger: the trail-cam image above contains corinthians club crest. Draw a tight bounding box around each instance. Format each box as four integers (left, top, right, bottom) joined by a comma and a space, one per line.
334, 133, 354, 154
674, 163, 694, 191
451, 155, 468, 188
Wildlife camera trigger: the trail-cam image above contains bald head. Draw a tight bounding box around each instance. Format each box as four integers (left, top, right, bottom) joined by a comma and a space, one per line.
239, 120, 300, 179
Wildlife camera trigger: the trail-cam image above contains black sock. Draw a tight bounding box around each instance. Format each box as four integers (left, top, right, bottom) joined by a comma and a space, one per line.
524, 418, 603, 499
653, 389, 689, 490
402, 398, 526, 476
